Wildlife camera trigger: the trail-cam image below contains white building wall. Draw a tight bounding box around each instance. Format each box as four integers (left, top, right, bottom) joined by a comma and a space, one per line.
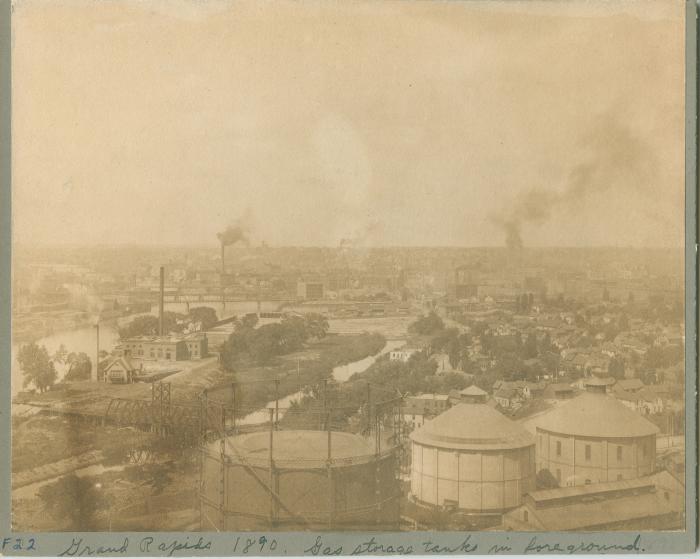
410, 443, 535, 512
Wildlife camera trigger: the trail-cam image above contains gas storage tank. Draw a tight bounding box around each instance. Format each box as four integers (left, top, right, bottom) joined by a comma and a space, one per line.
201, 430, 400, 531
532, 378, 659, 487
410, 400, 536, 512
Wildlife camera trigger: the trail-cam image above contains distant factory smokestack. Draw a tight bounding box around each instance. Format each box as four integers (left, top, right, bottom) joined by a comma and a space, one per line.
159, 266, 165, 336
221, 242, 226, 311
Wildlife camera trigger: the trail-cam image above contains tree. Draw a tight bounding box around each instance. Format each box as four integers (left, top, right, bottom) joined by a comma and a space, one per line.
304, 313, 329, 339
187, 306, 218, 331
118, 312, 186, 338
538, 332, 552, 355
470, 321, 488, 337
240, 313, 259, 330
607, 356, 625, 380
38, 474, 112, 530
17, 342, 57, 392
52, 344, 68, 364
431, 328, 459, 353
523, 332, 538, 359
408, 312, 444, 335
64, 352, 92, 381
617, 312, 630, 332
125, 462, 176, 496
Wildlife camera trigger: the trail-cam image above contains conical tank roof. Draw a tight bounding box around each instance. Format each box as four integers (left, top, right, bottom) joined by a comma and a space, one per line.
460, 385, 488, 396
410, 403, 535, 450
534, 391, 659, 438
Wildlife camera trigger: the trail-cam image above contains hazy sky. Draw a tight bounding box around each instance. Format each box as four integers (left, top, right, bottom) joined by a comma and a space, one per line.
12, 0, 686, 248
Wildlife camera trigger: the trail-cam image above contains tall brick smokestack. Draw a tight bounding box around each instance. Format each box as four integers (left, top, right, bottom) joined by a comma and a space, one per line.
221, 242, 225, 311
159, 266, 165, 336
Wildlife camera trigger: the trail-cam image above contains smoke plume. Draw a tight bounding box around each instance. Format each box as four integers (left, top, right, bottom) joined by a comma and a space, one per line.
339, 218, 384, 249
217, 222, 249, 247
493, 110, 657, 248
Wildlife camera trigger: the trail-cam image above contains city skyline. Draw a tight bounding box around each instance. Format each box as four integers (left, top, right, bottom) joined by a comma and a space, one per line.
12, 0, 686, 249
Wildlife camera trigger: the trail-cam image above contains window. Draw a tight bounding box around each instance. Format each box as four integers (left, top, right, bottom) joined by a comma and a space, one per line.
556, 441, 561, 456
642, 443, 647, 457
664, 491, 670, 501
617, 474, 623, 481
585, 444, 591, 461
585, 479, 591, 485
617, 445, 622, 461
523, 511, 529, 522
556, 469, 561, 482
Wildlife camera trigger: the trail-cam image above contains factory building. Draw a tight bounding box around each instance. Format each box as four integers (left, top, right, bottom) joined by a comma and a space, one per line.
117, 333, 208, 362
448, 266, 479, 300
533, 377, 659, 487
410, 402, 536, 513
297, 280, 324, 300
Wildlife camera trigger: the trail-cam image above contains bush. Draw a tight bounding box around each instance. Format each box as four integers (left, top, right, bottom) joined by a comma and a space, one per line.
38, 474, 112, 530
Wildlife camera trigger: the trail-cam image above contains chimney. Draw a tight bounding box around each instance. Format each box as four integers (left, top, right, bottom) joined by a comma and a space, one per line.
221, 242, 225, 275
221, 242, 226, 311
159, 266, 165, 336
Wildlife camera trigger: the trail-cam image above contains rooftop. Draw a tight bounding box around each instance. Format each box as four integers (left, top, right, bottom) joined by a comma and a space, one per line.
459, 385, 487, 397
529, 476, 655, 505
410, 403, 535, 450
209, 430, 376, 466
517, 473, 683, 531
411, 393, 450, 401
534, 391, 659, 438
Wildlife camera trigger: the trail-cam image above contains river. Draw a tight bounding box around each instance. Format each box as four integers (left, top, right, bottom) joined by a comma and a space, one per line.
9, 301, 286, 396
238, 339, 405, 425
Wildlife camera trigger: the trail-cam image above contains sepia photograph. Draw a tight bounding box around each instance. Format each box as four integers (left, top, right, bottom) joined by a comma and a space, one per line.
5, 0, 695, 544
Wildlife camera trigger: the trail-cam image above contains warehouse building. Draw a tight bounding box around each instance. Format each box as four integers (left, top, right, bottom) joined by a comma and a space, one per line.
501, 471, 684, 531
117, 332, 208, 362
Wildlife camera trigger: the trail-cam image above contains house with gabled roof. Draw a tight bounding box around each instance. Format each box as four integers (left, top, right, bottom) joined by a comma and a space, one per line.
103, 356, 140, 384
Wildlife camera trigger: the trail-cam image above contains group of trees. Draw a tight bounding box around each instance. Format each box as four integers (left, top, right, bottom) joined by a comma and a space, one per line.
430, 328, 472, 370
52, 344, 93, 381
642, 343, 684, 371
408, 312, 444, 336
38, 474, 112, 530
220, 313, 329, 368
118, 306, 219, 339
18, 342, 96, 392
283, 350, 468, 432
607, 355, 626, 379
17, 343, 58, 393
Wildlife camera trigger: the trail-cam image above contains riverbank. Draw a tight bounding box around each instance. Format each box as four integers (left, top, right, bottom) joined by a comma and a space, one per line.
228, 332, 386, 415
11, 310, 412, 533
